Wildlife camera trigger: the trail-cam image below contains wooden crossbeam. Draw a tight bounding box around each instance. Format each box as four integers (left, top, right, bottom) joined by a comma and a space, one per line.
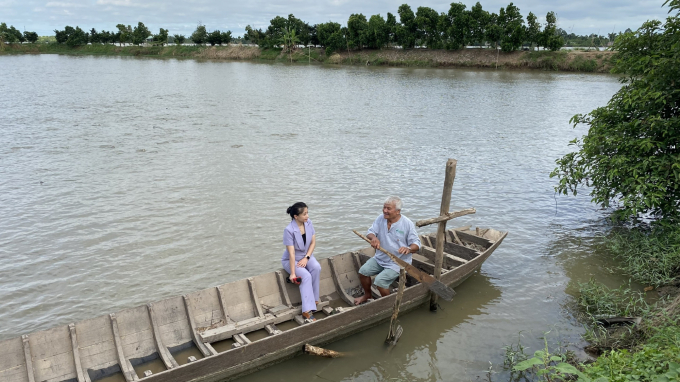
415, 208, 476, 228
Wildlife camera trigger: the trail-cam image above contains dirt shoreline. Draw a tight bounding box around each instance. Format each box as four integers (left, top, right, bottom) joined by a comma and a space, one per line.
0, 44, 615, 72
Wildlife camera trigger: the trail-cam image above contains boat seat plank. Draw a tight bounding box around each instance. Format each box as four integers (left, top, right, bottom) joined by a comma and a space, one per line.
329, 256, 356, 306
182, 296, 217, 358
108, 314, 138, 382
426, 234, 481, 261
28, 325, 78, 382
419, 245, 468, 268
449, 229, 493, 248
0, 337, 29, 382
68, 324, 87, 382
217, 280, 257, 322
184, 288, 226, 332
147, 304, 179, 370
74, 316, 118, 381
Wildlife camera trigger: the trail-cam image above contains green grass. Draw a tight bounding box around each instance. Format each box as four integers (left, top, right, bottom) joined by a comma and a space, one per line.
606, 226, 680, 287
258, 48, 282, 60
578, 280, 651, 318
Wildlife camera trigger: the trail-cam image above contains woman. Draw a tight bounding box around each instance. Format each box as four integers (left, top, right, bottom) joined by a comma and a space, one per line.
282, 202, 321, 321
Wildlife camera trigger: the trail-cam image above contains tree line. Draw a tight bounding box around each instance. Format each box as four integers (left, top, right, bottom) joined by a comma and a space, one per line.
244, 2, 565, 55
0, 23, 38, 43
3, 1, 578, 53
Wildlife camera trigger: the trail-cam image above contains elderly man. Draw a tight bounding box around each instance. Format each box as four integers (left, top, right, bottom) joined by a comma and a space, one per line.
354, 196, 421, 305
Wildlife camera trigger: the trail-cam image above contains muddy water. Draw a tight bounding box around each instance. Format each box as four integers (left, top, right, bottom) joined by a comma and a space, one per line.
0, 55, 631, 381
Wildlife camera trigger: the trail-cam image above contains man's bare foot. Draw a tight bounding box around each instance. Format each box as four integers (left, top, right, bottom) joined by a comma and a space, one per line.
354, 294, 370, 306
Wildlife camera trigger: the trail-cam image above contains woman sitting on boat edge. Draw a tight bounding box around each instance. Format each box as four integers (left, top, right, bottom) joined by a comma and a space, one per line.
282, 202, 321, 321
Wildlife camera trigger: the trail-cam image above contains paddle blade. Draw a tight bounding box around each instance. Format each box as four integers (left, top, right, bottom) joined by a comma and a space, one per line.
427, 280, 456, 301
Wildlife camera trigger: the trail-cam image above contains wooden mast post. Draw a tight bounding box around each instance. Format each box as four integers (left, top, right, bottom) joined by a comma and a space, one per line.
429, 159, 457, 311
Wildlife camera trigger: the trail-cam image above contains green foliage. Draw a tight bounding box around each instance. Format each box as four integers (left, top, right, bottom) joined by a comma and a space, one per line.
173, 34, 186, 45
445, 2, 469, 50
415, 6, 442, 49
347, 13, 368, 49
469, 2, 489, 46
505, 332, 590, 382
578, 280, 650, 318
54, 26, 88, 46
583, 325, 680, 382
0, 23, 24, 43
190, 24, 207, 45
131, 22, 150, 45
606, 226, 680, 286
551, 3, 680, 223
206, 30, 222, 46
116, 24, 132, 45
499, 2, 525, 51
397, 4, 417, 49
23, 31, 38, 43
317, 21, 345, 55
367, 14, 389, 49
152, 28, 168, 45
525, 12, 540, 50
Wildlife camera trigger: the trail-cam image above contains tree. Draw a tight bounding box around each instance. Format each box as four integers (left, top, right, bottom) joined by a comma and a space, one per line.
206, 30, 222, 46
485, 12, 503, 49
191, 23, 207, 45
551, 0, 680, 223
469, 2, 490, 47
173, 34, 186, 45
397, 4, 417, 49
367, 14, 389, 49
2, 23, 24, 43
152, 28, 168, 45
23, 31, 38, 43
116, 24, 132, 46
66, 26, 88, 46
347, 13, 368, 49
132, 22, 150, 45
446, 2, 470, 49
541, 11, 564, 51
499, 2, 525, 51
386, 12, 398, 46
415, 6, 442, 49
220, 31, 232, 45
90, 28, 101, 44
525, 12, 540, 50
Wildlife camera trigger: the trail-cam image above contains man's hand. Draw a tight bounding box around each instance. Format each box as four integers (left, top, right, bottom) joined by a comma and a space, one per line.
398, 246, 411, 255
370, 236, 380, 249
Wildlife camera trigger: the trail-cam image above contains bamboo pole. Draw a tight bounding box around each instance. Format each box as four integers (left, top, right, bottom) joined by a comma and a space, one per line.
430, 159, 457, 311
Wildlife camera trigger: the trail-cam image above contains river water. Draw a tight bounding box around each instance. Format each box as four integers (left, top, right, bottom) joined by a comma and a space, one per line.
1, 54, 629, 381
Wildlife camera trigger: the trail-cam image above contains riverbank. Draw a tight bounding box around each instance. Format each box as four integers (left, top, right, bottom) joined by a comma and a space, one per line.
502, 226, 680, 381
0, 43, 614, 72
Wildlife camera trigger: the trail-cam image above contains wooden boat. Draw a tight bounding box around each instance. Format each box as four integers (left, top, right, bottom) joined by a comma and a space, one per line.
0, 226, 506, 382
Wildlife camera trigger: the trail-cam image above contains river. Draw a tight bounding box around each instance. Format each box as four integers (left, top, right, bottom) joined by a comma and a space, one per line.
0, 54, 629, 381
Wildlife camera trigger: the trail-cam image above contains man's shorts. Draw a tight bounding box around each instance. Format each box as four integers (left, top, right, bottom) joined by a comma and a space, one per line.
358, 257, 399, 289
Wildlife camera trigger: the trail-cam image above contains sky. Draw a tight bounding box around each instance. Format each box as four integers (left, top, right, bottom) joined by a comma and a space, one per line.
0, 0, 672, 37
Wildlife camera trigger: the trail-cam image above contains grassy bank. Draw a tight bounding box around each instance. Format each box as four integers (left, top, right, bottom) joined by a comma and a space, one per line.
0, 43, 614, 72
501, 226, 680, 381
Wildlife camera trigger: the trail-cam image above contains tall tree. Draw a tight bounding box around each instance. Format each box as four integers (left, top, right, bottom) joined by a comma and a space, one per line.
132, 22, 150, 45
191, 24, 207, 45
23, 31, 38, 43
469, 2, 490, 47
525, 12, 540, 50
397, 4, 417, 49
347, 13, 368, 49
551, 0, 680, 222
173, 34, 186, 45
499, 2, 525, 51
116, 24, 132, 46
153, 28, 168, 45
446, 2, 469, 50
541, 11, 564, 51
386, 12, 398, 46
367, 14, 389, 49
416, 6, 442, 48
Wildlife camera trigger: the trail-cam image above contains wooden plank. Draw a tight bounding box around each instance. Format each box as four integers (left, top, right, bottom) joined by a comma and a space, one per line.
21, 335, 35, 382
275, 271, 292, 307
182, 296, 216, 357
328, 257, 355, 306
147, 304, 179, 370
415, 208, 476, 227
215, 286, 233, 324
352, 252, 363, 272
247, 278, 264, 318
451, 229, 493, 248
68, 324, 86, 382
109, 314, 138, 382
419, 246, 468, 268
428, 235, 481, 261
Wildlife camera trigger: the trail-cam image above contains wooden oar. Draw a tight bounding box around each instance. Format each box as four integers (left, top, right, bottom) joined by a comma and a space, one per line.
352, 230, 456, 301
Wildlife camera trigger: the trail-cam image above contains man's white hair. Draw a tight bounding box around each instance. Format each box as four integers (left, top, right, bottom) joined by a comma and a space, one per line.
384, 196, 403, 211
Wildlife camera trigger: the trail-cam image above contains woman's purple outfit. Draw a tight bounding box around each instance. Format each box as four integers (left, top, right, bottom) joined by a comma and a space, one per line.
282, 219, 320, 314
